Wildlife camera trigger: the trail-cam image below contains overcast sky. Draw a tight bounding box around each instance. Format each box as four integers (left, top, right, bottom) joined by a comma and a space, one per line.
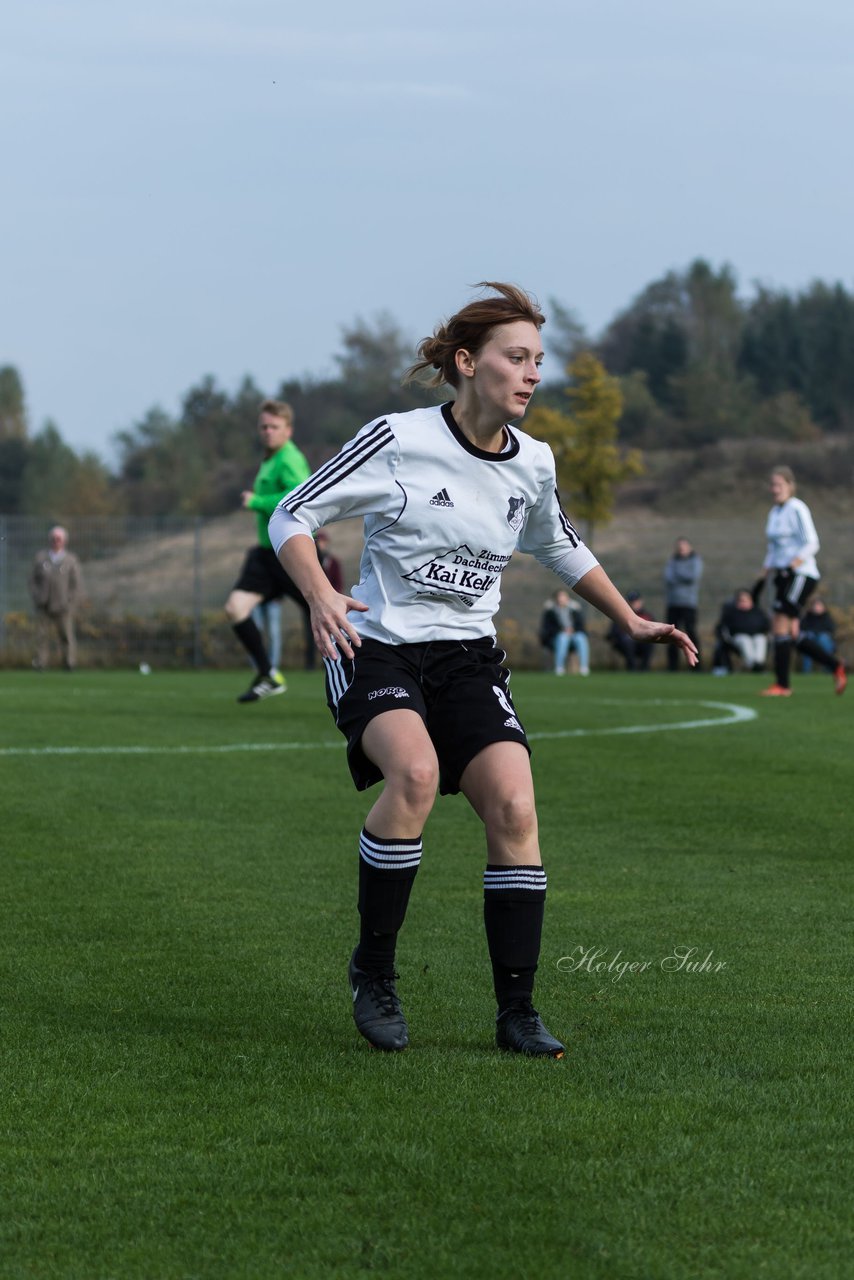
3, 0, 853, 463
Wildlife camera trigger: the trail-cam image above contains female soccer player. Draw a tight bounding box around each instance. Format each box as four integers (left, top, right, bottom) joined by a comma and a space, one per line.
759, 465, 846, 697
269, 282, 697, 1057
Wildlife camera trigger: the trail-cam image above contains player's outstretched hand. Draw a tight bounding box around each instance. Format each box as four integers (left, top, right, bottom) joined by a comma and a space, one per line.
631, 618, 699, 667
309, 591, 368, 662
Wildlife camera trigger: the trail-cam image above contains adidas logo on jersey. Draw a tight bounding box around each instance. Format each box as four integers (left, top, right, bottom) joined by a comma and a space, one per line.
429, 488, 454, 507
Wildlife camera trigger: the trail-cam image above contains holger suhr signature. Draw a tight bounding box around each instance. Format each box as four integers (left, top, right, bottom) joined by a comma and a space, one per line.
557, 945, 728, 983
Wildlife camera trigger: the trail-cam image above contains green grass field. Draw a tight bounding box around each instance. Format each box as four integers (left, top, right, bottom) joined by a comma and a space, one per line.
1, 669, 851, 1279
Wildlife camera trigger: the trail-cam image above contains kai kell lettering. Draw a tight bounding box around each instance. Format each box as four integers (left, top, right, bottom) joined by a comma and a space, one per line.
424, 563, 497, 591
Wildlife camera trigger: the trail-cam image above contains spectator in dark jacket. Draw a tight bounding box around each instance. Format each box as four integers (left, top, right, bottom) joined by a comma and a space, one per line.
712, 588, 771, 674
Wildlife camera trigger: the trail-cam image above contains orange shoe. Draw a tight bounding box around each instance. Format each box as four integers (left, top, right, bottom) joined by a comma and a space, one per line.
834, 664, 847, 696
760, 684, 793, 697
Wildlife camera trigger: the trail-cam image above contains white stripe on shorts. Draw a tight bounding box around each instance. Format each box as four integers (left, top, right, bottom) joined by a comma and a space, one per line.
786, 573, 806, 605
324, 651, 352, 708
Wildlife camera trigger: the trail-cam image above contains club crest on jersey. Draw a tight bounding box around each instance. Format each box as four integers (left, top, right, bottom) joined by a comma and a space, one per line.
506, 496, 525, 531
429, 488, 454, 507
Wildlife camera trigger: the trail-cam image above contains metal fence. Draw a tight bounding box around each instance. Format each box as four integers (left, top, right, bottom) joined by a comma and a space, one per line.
3, 509, 851, 671
0, 514, 314, 670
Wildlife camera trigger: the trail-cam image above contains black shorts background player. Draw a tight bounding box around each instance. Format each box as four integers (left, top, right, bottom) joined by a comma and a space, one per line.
269, 282, 697, 1058
758, 465, 846, 698
224, 399, 311, 702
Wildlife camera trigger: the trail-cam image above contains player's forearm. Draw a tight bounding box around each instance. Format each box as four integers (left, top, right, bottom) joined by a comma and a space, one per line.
572, 566, 636, 630
276, 532, 332, 603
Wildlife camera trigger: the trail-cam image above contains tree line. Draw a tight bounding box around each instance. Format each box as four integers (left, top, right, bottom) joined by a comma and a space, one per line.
3, 259, 854, 520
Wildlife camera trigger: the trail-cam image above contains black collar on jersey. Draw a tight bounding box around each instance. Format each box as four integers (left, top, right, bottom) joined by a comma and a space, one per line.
441, 402, 520, 461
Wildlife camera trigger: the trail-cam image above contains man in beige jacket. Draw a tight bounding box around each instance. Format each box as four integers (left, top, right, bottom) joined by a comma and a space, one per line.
29, 526, 83, 670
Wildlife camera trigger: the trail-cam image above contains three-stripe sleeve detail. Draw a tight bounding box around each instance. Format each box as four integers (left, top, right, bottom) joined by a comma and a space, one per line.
555, 490, 581, 548
286, 421, 394, 514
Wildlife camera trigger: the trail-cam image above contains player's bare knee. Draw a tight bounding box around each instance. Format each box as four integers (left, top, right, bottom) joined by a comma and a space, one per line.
487, 791, 537, 844
224, 595, 249, 624
390, 757, 439, 815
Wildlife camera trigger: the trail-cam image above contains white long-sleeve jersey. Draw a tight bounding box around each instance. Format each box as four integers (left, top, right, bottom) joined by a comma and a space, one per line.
764, 496, 820, 579
269, 403, 599, 645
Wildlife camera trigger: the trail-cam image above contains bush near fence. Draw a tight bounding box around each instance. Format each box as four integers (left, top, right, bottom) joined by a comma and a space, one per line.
3, 603, 850, 674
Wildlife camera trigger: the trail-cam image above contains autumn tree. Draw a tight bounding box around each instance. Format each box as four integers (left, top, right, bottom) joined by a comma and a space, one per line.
526, 352, 643, 545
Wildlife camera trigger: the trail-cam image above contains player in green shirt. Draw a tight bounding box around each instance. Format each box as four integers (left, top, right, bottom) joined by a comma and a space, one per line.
224, 399, 311, 702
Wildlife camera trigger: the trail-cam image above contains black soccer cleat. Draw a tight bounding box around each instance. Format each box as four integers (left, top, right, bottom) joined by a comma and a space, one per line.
496, 1001, 565, 1059
348, 950, 409, 1052
237, 672, 286, 703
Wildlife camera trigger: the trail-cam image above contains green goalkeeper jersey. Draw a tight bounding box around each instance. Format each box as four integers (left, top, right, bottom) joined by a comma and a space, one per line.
246, 441, 311, 550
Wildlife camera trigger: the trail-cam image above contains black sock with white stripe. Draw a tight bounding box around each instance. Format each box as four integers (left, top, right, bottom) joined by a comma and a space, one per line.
774, 636, 792, 688
483, 864, 547, 1012
354, 828, 422, 974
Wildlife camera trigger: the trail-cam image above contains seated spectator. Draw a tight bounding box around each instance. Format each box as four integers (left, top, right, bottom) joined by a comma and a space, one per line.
607, 591, 654, 671
799, 597, 837, 674
539, 588, 590, 675
712, 588, 771, 674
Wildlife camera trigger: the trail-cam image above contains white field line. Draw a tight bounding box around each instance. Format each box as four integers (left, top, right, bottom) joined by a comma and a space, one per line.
0, 701, 755, 757
529, 699, 757, 740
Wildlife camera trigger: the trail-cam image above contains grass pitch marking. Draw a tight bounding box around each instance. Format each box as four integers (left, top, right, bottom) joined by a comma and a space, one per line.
528, 699, 757, 741
0, 700, 755, 757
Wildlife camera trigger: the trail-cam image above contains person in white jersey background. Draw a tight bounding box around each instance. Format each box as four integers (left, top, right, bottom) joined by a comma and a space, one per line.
759, 465, 847, 698
269, 282, 697, 1058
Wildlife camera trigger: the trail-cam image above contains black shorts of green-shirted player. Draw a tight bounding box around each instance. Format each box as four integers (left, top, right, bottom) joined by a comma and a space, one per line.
328, 635, 563, 1058
229, 546, 312, 700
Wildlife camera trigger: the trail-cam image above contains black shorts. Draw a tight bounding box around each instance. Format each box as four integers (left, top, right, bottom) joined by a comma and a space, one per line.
324, 637, 530, 795
232, 546, 308, 609
771, 570, 817, 619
